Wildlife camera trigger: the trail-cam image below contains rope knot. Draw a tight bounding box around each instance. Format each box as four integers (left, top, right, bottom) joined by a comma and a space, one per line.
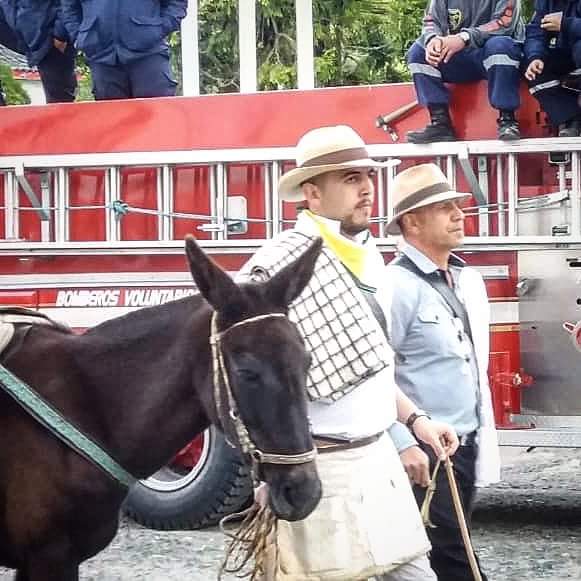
110, 200, 130, 217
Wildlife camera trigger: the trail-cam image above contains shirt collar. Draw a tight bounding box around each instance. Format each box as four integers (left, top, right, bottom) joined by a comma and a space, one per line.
398, 240, 465, 273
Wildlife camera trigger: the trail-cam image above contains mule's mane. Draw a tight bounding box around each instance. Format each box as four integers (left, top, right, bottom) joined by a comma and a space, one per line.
84, 293, 207, 340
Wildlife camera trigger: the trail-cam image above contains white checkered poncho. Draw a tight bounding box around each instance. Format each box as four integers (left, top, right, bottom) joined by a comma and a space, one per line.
239, 231, 391, 403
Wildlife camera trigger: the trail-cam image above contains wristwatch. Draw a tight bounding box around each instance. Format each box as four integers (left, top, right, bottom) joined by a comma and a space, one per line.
459, 31, 470, 46
406, 410, 431, 432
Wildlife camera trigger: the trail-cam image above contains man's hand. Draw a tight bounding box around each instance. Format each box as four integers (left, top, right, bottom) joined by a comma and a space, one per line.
412, 417, 459, 460
541, 12, 563, 32
525, 59, 545, 81
426, 36, 444, 66
53, 38, 67, 53
440, 34, 467, 64
400, 445, 431, 487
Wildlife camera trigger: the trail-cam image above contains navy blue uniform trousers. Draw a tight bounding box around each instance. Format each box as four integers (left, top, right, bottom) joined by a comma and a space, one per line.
38, 43, 77, 103
408, 37, 522, 111
89, 52, 177, 100
527, 43, 581, 125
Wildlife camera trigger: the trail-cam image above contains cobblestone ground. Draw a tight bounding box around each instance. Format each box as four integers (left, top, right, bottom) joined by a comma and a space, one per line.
1, 448, 580, 580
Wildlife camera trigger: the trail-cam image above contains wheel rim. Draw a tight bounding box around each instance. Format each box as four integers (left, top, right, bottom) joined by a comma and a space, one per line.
140, 430, 211, 492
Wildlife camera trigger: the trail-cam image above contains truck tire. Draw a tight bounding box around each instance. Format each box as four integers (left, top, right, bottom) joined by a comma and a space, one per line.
123, 426, 253, 530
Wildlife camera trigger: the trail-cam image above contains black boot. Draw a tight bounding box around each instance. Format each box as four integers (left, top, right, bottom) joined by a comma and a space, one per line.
407, 105, 456, 144
497, 110, 520, 141
558, 118, 580, 137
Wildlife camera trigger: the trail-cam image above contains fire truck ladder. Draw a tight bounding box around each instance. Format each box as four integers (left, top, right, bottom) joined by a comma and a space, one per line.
1, 137, 580, 252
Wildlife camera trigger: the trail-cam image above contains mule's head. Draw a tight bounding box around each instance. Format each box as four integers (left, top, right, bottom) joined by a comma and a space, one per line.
185, 236, 323, 521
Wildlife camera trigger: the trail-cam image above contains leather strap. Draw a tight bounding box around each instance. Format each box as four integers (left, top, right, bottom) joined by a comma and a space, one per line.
394, 254, 473, 344
313, 432, 383, 454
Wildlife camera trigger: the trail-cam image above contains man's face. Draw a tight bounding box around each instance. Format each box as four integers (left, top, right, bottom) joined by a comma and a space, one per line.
303, 168, 376, 236
404, 200, 465, 250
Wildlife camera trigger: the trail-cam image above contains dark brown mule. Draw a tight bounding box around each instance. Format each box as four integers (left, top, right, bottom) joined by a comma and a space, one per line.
0, 236, 323, 581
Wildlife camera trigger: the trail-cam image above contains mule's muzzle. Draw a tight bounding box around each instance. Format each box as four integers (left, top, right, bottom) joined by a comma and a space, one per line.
265, 462, 322, 522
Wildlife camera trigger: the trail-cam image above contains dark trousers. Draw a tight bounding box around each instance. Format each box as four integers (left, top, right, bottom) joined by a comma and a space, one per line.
413, 442, 487, 581
37, 44, 77, 103
89, 52, 178, 100
407, 36, 522, 111
527, 45, 581, 126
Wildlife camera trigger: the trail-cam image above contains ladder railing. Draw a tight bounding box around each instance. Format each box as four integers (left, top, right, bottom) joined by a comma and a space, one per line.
1, 137, 580, 251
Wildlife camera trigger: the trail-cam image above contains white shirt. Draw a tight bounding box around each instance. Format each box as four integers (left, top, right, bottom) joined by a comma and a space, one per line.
238, 212, 398, 440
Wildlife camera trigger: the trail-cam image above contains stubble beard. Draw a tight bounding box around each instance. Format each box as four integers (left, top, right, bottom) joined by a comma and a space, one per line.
341, 218, 369, 237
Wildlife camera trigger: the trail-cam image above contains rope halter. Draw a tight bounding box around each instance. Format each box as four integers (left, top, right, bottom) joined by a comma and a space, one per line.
209, 311, 317, 467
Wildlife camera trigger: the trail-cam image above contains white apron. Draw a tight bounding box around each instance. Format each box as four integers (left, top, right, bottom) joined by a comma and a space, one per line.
262, 435, 430, 581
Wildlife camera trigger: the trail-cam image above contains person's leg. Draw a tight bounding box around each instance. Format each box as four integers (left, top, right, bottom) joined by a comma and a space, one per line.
36, 44, 77, 103
560, 39, 581, 92
406, 41, 485, 143
481, 36, 522, 139
89, 61, 131, 100
128, 52, 178, 98
376, 555, 437, 580
413, 444, 487, 581
528, 50, 580, 134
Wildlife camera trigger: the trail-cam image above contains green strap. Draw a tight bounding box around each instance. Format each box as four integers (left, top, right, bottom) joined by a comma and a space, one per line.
0, 364, 135, 488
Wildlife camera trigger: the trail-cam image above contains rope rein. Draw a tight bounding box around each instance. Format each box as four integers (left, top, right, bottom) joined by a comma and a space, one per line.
420, 456, 483, 581
219, 503, 277, 580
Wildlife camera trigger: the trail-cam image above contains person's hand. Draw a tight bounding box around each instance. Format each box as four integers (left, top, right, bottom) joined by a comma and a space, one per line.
439, 34, 467, 64
254, 482, 269, 507
412, 417, 459, 460
541, 12, 563, 32
53, 38, 67, 53
525, 59, 545, 81
426, 36, 444, 66
400, 445, 431, 487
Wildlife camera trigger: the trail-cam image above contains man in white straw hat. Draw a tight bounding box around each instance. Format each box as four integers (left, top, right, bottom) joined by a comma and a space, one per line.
237, 126, 459, 580
385, 163, 501, 581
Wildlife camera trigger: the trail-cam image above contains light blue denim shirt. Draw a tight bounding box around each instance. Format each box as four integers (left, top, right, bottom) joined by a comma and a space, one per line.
387, 241, 480, 452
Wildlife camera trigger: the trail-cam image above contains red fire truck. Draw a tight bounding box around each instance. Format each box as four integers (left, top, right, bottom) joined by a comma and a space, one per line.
3, 57, 581, 527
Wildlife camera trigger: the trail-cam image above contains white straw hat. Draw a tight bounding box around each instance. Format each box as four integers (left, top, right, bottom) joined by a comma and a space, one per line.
386, 163, 471, 235
278, 125, 398, 202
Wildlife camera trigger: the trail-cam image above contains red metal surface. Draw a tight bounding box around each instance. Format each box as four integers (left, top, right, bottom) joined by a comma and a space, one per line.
488, 349, 533, 428
0, 82, 544, 156
172, 434, 205, 469
0, 291, 38, 307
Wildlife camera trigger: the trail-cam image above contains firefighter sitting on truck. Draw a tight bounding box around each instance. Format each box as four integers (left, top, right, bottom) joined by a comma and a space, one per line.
407, 0, 525, 143
524, 1, 581, 137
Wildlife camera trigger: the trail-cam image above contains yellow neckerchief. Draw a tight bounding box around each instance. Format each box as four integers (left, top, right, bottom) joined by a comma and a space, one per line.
304, 210, 369, 283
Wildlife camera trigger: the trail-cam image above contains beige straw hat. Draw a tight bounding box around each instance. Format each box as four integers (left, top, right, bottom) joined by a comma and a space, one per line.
278, 125, 399, 202
386, 163, 471, 235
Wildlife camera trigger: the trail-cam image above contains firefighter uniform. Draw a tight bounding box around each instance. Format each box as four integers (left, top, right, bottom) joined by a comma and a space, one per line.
406, 0, 525, 142
525, 0, 581, 128
0, 0, 76, 103
61, 0, 187, 100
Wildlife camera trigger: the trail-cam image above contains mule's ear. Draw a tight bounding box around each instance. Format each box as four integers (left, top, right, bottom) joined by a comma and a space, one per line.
265, 238, 322, 307
185, 235, 239, 311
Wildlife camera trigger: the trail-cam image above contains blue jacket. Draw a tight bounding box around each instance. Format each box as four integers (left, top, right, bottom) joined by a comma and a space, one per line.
60, 0, 187, 65
0, 1, 68, 65
525, 0, 581, 63
420, 0, 525, 48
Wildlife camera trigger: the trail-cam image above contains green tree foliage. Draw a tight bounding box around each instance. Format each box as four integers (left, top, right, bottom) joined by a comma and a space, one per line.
0, 64, 30, 105
193, 0, 417, 93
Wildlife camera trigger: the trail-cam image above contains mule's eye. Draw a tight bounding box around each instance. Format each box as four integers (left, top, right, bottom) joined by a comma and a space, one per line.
237, 368, 261, 383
